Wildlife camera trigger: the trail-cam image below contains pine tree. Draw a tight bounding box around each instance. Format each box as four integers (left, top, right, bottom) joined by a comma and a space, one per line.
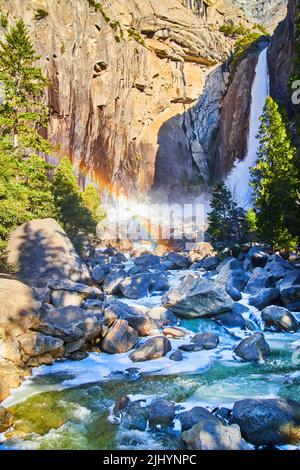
250, 97, 300, 250
52, 157, 98, 236
207, 181, 243, 248
0, 149, 56, 268
0, 19, 51, 152
82, 183, 106, 222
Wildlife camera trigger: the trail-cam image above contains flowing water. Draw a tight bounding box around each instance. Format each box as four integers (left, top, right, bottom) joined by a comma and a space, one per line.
1, 268, 300, 451
226, 46, 270, 209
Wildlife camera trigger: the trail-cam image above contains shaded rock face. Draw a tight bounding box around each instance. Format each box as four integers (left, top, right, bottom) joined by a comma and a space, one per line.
101, 319, 138, 354
163, 274, 234, 318
231, 398, 300, 446
0, 0, 257, 199
234, 333, 271, 362
231, 0, 287, 30
268, 0, 297, 118
7, 219, 90, 287
261, 305, 298, 332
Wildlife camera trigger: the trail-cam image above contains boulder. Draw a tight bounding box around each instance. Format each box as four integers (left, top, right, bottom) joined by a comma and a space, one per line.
103, 269, 127, 295
47, 278, 102, 298
115, 397, 149, 431
169, 350, 183, 361
119, 273, 169, 300
105, 300, 155, 336
35, 305, 101, 342
216, 257, 242, 277
249, 288, 280, 310
163, 327, 186, 338
6, 218, 90, 287
101, 319, 138, 354
234, 333, 270, 362
201, 256, 220, 270
0, 279, 41, 337
0, 338, 22, 363
134, 253, 161, 269
244, 246, 269, 270
103, 246, 118, 256
92, 264, 110, 283
178, 406, 214, 432
280, 286, 300, 310
162, 274, 234, 319
0, 406, 13, 432
51, 290, 83, 308
188, 242, 216, 262
182, 416, 250, 450
213, 303, 246, 329
0, 380, 10, 403
129, 336, 171, 362
261, 305, 298, 332
149, 397, 175, 427
165, 252, 191, 270
244, 267, 276, 295
278, 270, 300, 290
18, 332, 64, 358
191, 332, 220, 350
231, 398, 300, 446
265, 254, 293, 281
146, 306, 177, 328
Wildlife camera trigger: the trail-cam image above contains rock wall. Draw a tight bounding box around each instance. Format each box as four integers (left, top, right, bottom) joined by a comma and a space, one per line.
268, 0, 297, 117
231, 0, 288, 31
0, 0, 288, 200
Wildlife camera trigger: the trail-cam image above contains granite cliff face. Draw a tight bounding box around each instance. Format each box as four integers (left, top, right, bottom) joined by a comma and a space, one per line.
0, 0, 289, 200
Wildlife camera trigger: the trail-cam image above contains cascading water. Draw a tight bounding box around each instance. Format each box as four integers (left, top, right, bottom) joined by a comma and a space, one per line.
226, 47, 270, 209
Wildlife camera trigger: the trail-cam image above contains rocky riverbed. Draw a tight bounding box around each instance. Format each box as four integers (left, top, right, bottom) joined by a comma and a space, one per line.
1, 218, 300, 450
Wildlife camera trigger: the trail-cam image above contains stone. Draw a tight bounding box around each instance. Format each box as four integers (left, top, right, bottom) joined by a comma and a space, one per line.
0, 380, 10, 402
265, 254, 293, 280
101, 320, 138, 354
103, 270, 127, 295
234, 333, 271, 362
164, 252, 191, 270
202, 256, 220, 270
191, 332, 220, 350
182, 416, 250, 450
0, 406, 13, 432
188, 243, 216, 263
0, 338, 22, 363
7, 218, 90, 287
18, 332, 64, 358
119, 273, 169, 300
35, 305, 101, 342
0, 279, 41, 337
169, 350, 183, 361
280, 286, 300, 310
92, 264, 110, 283
129, 336, 171, 362
213, 303, 247, 329
249, 287, 280, 310
162, 274, 234, 318
163, 327, 186, 338
179, 344, 197, 352
148, 397, 175, 427
103, 247, 118, 256
178, 406, 216, 432
51, 290, 83, 308
231, 398, 300, 446
105, 300, 155, 336
245, 267, 276, 295
47, 279, 102, 298
244, 246, 269, 269
261, 305, 298, 332
146, 306, 177, 328
134, 253, 161, 268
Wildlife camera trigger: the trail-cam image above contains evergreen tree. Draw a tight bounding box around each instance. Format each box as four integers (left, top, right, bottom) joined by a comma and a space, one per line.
0, 149, 56, 268
0, 19, 51, 152
250, 97, 300, 249
207, 181, 243, 248
52, 157, 98, 236
82, 183, 106, 222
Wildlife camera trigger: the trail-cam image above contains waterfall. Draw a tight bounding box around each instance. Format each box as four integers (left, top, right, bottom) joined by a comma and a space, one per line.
226, 47, 270, 209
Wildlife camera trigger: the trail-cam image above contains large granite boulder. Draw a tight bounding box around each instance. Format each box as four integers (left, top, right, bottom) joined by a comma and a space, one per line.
129, 336, 171, 362
249, 287, 280, 310
162, 274, 234, 318
234, 333, 270, 362
119, 272, 169, 299
35, 305, 101, 342
231, 398, 300, 446
101, 319, 138, 354
182, 415, 250, 450
105, 300, 155, 336
164, 252, 191, 270
178, 406, 214, 432
103, 269, 127, 295
18, 332, 64, 358
148, 397, 175, 427
0, 279, 41, 337
261, 305, 298, 332
7, 218, 90, 287
244, 267, 276, 295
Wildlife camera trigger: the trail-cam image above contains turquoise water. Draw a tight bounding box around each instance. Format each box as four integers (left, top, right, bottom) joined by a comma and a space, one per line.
1, 326, 300, 450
